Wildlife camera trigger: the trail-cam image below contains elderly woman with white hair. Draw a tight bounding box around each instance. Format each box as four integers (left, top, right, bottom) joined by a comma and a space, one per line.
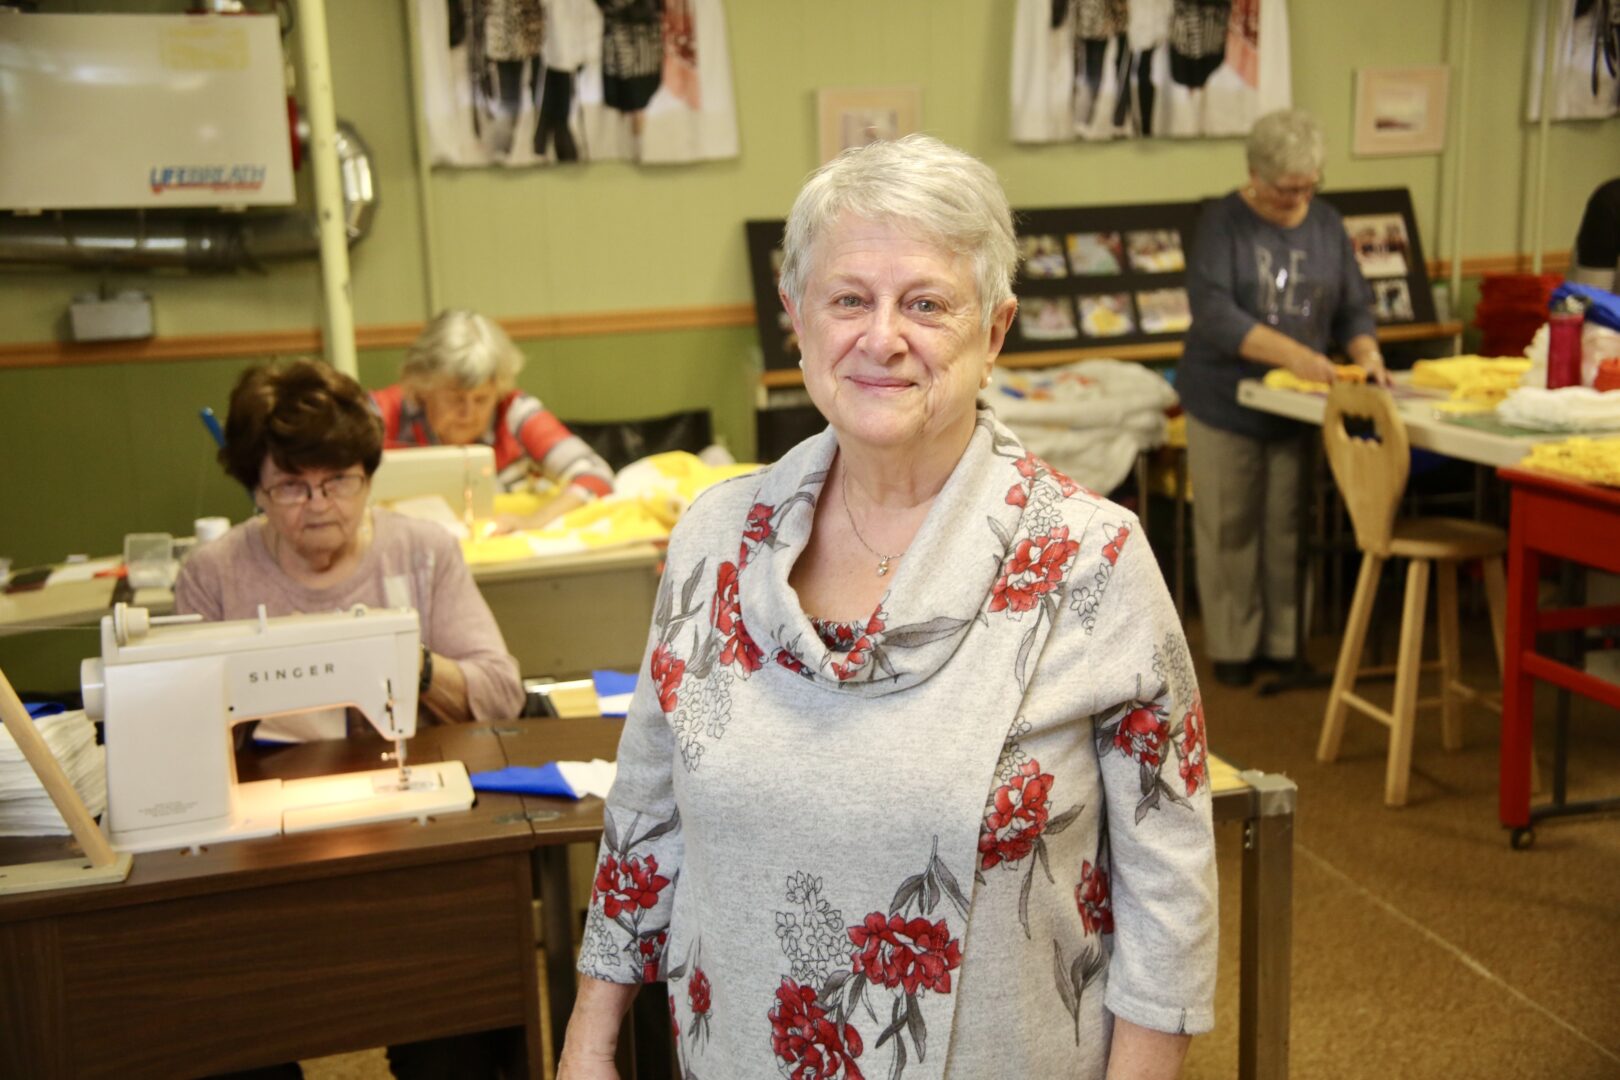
558, 135, 1216, 1079
1178, 107, 1387, 689
371, 310, 615, 529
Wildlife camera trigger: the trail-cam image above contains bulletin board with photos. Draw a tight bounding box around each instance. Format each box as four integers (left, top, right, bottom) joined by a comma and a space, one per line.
1314, 187, 1437, 326
1007, 202, 1205, 354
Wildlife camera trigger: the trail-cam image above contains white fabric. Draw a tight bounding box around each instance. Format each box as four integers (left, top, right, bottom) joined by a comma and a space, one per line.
986, 359, 1178, 493
0, 710, 107, 836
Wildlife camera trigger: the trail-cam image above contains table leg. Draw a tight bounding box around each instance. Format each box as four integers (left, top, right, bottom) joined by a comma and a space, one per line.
1499, 509, 1538, 833
535, 846, 579, 1065
1238, 773, 1295, 1080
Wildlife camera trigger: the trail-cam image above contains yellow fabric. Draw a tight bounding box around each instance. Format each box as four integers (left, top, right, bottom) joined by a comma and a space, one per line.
1409, 356, 1532, 405
1260, 365, 1367, 394
460, 452, 762, 563
1519, 436, 1620, 487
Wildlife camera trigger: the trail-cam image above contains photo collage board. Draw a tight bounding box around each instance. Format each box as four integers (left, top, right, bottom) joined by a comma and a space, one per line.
1008, 201, 1204, 354
1316, 187, 1437, 326
746, 188, 1434, 372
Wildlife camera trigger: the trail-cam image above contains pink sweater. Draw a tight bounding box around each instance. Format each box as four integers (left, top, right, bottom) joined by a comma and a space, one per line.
174, 509, 524, 727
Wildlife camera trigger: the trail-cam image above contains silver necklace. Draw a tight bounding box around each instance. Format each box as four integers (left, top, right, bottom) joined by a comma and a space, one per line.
841, 473, 905, 577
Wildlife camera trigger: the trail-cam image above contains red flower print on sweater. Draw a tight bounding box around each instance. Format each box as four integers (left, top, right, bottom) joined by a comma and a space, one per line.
649, 643, 685, 713
989, 527, 1080, 616
1179, 697, 1208, 795
689, 967, 712, 1016
669, 994, 680, 1039
638, 930, 667, 982
712, 560, 764, 674
1076, 861, 1114, 936
744, 501, 775, 543
592, 854, 671, 919
847, 912, 964, 995
769, 979, 865, 1080
775, 648, 813, 678
1114, 703, 1170, 769
1102, 524, 1131, 566
977, 760, 1054, 870
814, 608, 889, 682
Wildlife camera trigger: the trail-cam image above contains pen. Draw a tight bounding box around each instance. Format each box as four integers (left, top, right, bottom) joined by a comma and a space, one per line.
200, 407, 225, 449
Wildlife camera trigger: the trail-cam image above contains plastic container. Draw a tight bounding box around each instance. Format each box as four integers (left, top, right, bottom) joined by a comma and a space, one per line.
1546, 309, 1585, 389
123, 532, 177, 590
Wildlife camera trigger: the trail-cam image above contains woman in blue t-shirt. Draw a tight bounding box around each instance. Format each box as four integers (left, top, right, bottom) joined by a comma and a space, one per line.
1177, 108, 1388, 687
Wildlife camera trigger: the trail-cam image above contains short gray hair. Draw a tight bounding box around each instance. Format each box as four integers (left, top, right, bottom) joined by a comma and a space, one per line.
777, 134, 1017, 328
1245, 109, 1326, 183
402, 310, 525, 390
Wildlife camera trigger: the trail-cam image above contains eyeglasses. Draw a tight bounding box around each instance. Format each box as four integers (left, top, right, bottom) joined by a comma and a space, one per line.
1263, 177, 1323, 200
260, 472, 367, 506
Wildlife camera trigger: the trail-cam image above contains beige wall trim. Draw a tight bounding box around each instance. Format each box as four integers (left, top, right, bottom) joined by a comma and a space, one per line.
0, 304, 757, 371
1427, 250, 1571, 278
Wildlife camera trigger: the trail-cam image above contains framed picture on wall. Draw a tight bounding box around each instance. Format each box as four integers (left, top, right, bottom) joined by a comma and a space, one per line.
816, 87, 921, 164
1352, 66, 1450, 157
1318, 187, 1437, 325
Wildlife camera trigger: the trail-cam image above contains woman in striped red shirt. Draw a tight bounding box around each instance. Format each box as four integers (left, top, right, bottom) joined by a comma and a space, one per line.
372, 310, 615, 531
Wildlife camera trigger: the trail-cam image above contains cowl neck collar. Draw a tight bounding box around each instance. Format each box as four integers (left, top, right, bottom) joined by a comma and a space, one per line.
738, 409, 1030, 698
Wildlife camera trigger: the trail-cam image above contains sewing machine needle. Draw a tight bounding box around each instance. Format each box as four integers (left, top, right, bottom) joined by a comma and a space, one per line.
394, 736, 410, 786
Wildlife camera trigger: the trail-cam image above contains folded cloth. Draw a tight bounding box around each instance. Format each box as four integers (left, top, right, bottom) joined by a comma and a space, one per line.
591, 670, 637, 717
470, 759, 618, 800
1498, 386, 1620, 432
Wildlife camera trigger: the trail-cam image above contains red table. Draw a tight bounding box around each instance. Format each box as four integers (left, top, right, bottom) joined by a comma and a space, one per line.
1497, 467, 1620, 846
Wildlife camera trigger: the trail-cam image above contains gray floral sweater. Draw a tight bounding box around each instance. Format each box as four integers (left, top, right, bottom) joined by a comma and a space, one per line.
580, 410, 1217, 1079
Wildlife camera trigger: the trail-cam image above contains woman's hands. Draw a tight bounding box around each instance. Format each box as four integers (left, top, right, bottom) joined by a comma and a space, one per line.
556, 1046, 619, 1080
557, 976, 638, 1080
1281, 348, 1339, 385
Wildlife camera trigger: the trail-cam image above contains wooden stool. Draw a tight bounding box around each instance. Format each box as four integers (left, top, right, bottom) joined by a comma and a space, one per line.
1316, 383, 1508, 807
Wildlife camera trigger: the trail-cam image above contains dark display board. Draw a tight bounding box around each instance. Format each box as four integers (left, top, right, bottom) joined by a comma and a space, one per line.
745, 188, 1435, 373
1316, 187, 1438, 326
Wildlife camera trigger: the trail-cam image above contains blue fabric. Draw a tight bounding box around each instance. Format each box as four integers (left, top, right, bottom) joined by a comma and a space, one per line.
591, 669, 637, 717
1551, 282, 1620, 334
470, 763, 579, 799
24, 702, 66, 719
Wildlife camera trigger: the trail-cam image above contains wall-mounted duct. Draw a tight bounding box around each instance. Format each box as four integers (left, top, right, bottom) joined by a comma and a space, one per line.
0, 120, 375, 272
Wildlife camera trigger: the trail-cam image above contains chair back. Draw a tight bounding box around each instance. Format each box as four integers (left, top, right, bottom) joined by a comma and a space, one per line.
1322, 382, 1410, 556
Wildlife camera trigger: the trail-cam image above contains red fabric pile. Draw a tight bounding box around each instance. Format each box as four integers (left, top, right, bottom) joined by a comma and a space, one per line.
1472, 273, 1563, 357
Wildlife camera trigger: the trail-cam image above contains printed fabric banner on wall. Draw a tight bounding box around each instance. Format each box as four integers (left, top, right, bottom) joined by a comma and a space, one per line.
417, 0, 739, 166
1526, 0, 1619, 121
1011, 0, 1291, 143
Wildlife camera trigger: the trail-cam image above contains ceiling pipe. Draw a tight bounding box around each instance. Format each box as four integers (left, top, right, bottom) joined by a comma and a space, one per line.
0, 120, 375, 272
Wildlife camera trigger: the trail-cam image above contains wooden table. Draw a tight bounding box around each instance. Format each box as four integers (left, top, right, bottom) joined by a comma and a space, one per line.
1496, 467, 1620, 847
0, 725, 545, 1079
0, 543, 666, 685
495, 719, 1298, 1080
0, 720, 1296, 1079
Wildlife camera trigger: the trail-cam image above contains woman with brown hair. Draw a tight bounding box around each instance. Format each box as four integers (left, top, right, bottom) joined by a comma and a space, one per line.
175, 358, 523, 742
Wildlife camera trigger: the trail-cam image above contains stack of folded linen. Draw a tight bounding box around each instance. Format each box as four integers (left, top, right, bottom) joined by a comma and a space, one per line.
0, 707, 106, 836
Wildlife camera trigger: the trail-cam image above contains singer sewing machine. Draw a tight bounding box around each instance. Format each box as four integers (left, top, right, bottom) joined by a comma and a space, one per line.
81, 603, 474, 854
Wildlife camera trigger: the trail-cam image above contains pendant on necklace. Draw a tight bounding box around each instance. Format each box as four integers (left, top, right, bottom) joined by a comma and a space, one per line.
876, 557, 890, 577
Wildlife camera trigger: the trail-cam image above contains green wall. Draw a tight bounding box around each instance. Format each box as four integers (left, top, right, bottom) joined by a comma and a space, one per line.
3, 0, 1618, 576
